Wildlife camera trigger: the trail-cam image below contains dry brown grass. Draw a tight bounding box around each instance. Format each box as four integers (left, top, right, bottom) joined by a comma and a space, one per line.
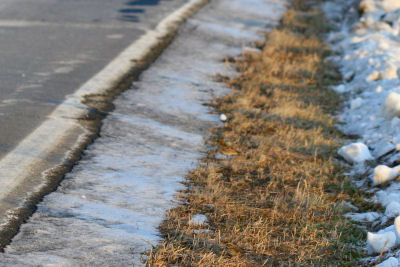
146, 0, 365, 266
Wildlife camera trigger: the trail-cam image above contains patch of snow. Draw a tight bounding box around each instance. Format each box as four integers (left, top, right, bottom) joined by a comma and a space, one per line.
384, 92, 400, 119
373, 143, 395, 158
324, 0, 400, 262
367, 231, 396, 255
344, 212, 381, 222
376, 257, 399, 267
189, 214, 207, 226
344, 201, 359, 211
385, 202, 400, 218
338, 143, 373, 164
394, 216, 400, 243
350, 97, 363, 109
373, 165, 400, 185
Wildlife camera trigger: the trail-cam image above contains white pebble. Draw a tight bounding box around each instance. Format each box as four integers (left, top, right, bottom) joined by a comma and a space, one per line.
376, 257, 399, 267
220, 114, 227, 122
350, 97, 363, 109
367, 231, 396, 254
376, 86, 383, 93
384, 92, 400, 118
373, 165, 400, 185
338, 143, 373, 164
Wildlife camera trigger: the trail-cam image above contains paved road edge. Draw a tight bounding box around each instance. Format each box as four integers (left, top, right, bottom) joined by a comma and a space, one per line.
0, 0, 209, 250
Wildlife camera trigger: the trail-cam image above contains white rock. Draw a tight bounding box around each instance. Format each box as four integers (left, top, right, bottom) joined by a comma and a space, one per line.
338, 143, 373, 164
374, 165, 400, 185
367, 231, 396, 254
385, 201, 400, 217
376, 257, 399, 267
220, 114, 227, 122
350, 97, 363, 109
189, 214, 207, 226
384, 92, 400, 118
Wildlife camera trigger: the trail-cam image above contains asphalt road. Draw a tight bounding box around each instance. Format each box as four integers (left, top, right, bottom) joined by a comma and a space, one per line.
0, 0, 186, 158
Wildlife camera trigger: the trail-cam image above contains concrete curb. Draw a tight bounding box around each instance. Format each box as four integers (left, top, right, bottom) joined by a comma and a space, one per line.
0, 0, 209, 249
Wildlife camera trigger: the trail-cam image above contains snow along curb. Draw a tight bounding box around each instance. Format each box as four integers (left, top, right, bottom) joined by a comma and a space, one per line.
324, 0, 400, 264
0, 0, 209, 248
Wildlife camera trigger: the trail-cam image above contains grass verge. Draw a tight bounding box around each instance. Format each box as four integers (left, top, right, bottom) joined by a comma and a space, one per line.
146, 0, 365, 265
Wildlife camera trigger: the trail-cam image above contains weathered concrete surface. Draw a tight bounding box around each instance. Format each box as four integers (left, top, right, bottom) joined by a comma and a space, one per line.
0, 0, 286, 266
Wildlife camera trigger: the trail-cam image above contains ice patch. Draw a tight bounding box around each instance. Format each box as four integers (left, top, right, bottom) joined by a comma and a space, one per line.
338, 142, 373, 164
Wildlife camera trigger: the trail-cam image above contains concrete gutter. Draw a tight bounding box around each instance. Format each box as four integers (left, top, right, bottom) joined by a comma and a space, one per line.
0, 0, 209, 249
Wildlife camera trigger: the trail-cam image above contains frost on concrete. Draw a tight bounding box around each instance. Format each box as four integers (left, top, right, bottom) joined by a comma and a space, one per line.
0, 0, 286, 266
324, 0, 400, 262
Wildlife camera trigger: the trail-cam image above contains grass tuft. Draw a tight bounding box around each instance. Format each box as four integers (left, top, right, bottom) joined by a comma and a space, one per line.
146, 0, 365, 265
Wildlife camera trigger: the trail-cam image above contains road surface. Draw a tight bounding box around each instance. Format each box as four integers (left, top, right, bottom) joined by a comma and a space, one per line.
0, 0, 205, 249
0, 0, 187, 159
